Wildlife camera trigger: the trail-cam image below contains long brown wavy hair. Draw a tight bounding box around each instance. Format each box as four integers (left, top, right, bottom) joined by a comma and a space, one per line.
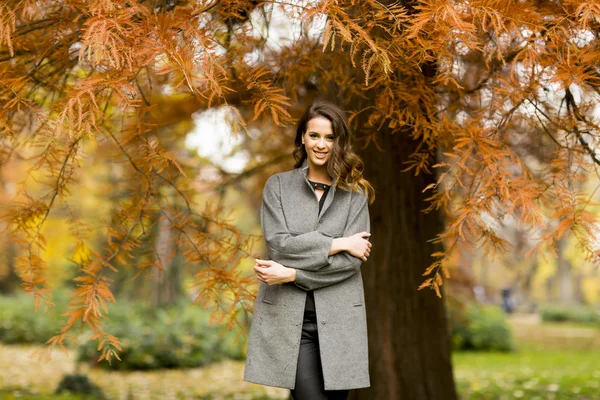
293, 100, 375, 204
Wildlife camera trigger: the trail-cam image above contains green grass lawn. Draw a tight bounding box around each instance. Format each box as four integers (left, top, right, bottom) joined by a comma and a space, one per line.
454, 351, 600, 399
453, 316, 600, 399
0, 316, 598, 399
0, 389, 88, 400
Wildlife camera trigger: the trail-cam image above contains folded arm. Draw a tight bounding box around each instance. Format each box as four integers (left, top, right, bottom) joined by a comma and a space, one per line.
261, 174, 338, 271
259, 174, 370, 291
293, 192, 370, 291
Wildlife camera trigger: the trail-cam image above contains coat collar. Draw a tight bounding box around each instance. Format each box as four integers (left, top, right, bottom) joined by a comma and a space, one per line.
299, 158, 339, 188
298, 158, 338, 219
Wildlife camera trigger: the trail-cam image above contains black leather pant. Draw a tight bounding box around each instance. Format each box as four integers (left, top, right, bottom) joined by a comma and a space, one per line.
290, 310, 349, 400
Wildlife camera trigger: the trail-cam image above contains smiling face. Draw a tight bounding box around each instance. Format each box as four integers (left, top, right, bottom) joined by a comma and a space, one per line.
302, 116, 335, 170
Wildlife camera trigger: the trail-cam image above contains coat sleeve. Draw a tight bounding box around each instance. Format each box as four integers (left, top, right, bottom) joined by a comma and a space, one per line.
261, 174, 334, 271
293, 190, 370, 291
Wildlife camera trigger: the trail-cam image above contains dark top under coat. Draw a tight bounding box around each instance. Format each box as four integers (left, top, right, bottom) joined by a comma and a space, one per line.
305, 179, 330, 313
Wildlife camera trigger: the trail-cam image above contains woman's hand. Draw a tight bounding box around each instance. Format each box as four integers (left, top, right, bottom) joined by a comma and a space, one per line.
344, 232, 372, 261
254, 259, 297, 285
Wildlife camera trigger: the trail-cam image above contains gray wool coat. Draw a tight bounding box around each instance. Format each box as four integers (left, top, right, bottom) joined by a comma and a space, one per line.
243, 158, 371, 391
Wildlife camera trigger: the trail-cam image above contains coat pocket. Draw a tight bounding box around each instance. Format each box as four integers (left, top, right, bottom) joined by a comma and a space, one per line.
353, 274, 364, 307
262, 283, 281, 305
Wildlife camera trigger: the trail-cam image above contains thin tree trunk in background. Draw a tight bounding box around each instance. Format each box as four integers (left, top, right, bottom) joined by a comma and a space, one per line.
556, 236, 575, 305
574, 272, 586, 304
0, 178, 21, 294
153, 208, 177, 307
0, 238, 20, 294
351, 130, 457, 400
519, 258, 539, 311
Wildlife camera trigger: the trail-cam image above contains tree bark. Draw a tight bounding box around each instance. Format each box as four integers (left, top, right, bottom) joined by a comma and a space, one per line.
351, 130, 457, 400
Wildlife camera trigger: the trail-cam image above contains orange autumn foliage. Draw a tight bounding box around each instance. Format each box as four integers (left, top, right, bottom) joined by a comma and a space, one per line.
3, 0, 600, 364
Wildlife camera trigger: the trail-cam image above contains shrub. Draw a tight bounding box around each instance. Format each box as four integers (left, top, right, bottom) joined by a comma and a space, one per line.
0, 290, 71, 345
0, 292, 247, 370
55, 374, 106, 400
450, 304, 514, 352
540, 304, 600, 325
76, 298, 246, 370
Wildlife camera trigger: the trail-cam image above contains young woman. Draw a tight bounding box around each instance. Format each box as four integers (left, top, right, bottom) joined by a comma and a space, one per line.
243, 100, 376, 400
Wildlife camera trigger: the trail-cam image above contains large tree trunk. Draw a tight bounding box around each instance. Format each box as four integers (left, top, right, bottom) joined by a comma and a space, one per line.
351, 130, 457, 399
315, 2, 457, 395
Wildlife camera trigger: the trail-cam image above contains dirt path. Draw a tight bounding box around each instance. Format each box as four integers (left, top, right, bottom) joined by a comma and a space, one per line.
0, 343, 287, 399
508, 313, 600, 352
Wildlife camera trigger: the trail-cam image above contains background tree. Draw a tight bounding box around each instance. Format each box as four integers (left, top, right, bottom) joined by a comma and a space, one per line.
3, 1, 600, 399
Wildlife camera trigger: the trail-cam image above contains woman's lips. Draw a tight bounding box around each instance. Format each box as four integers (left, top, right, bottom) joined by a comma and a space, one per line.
315, 151, 328, 158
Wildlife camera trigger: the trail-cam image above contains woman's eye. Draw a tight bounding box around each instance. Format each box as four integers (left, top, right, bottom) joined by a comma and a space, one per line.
308, 134, 334, 140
